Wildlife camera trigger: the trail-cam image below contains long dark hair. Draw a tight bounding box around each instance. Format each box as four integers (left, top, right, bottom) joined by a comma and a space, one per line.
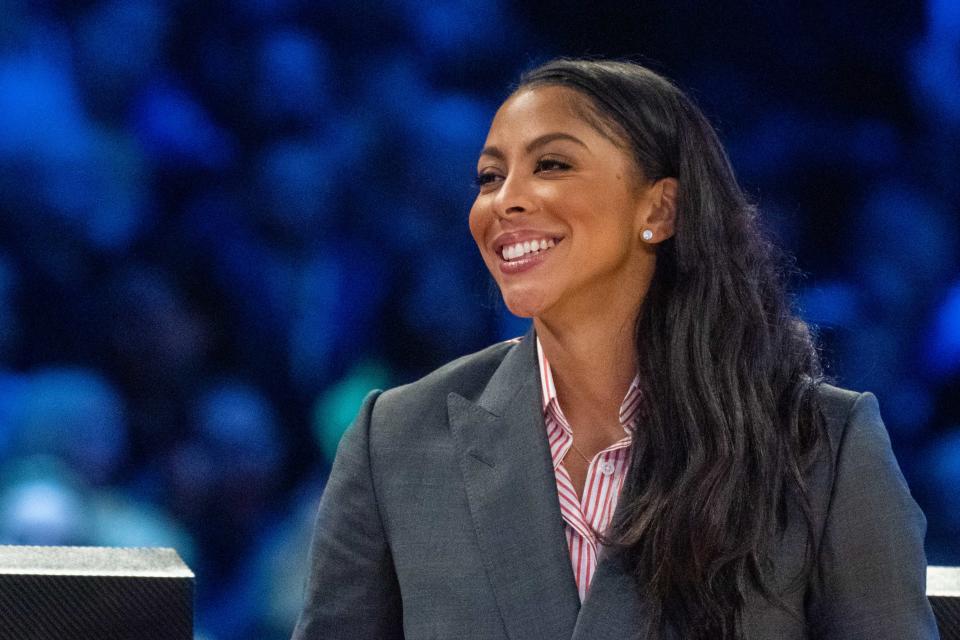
517, 59, 825, 639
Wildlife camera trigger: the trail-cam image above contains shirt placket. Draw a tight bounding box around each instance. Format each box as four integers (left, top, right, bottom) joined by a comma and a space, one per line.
581, 438, 631, 531
549, 403, 598, 545
537, 336, 641, 601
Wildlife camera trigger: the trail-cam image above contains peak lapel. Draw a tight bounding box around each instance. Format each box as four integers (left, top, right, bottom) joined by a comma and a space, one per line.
571, 548, 652, 639
572, 486, 655, 640
447, 335, 580, 640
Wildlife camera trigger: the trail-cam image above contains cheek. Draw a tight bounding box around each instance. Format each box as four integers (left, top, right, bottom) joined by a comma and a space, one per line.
467, 203, 488, 253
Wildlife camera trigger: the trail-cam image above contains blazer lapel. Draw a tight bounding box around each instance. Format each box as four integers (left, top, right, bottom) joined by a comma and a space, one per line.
571, 488, 656, 639
447, 334, 580, 640
571, 548, 652, 639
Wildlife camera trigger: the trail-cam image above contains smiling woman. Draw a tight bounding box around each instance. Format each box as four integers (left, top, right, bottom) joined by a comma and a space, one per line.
291, 59, 938, 640
469, 86, 667, 330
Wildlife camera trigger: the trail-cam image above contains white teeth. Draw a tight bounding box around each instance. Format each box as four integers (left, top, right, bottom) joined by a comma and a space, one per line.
500, 238, 559, 261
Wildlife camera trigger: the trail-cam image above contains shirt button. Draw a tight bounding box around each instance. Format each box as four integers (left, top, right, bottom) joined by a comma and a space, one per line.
599, 460, 615, 476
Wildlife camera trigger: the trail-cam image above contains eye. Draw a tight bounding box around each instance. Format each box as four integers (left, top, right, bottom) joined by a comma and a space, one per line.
535, 158, 571, 173
474, 171, 501, 187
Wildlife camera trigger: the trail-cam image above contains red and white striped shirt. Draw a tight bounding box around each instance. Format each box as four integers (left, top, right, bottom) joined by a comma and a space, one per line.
536, 337, 641, 602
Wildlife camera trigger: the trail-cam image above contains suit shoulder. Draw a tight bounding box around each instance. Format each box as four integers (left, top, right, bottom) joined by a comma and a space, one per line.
815, 383, 861, 427
814, 383, 890, 460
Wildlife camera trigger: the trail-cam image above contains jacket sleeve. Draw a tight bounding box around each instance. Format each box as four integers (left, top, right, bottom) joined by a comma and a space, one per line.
292, 390, 404, 640
807, 392, 939, 639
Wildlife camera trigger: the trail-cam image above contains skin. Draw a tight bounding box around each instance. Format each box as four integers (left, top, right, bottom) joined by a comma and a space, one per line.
468, 85, 677, 498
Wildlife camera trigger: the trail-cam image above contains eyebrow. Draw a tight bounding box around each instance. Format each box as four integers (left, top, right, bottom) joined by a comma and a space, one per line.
479, 132, 589, 160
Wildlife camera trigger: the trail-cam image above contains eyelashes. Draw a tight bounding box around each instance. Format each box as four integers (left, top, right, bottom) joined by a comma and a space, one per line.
474, 159, 572, 188
535, 159, 571, 172
474, 172, 499, 187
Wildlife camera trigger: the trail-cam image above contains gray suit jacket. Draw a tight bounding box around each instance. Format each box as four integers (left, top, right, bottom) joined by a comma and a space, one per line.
292, 333, 939, 639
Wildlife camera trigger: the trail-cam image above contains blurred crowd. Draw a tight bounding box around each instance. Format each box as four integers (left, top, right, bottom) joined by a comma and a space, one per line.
0, 1, 957, 638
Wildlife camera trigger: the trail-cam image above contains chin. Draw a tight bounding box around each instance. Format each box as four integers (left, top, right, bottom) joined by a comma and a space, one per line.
500, 286, 551, 319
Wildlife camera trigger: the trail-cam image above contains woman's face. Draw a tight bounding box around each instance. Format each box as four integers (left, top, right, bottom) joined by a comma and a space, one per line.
469, 85, 658, 323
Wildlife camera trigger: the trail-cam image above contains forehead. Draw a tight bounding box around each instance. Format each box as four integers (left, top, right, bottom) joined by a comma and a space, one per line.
484, 85, 628, 156
486, 86, 601, 141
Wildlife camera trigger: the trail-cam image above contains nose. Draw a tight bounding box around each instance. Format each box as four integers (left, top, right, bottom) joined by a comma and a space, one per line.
493, 172, 536, 219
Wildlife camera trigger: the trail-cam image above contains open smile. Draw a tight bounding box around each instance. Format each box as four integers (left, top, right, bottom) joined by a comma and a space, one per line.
497, 237, 563, 261
495, 237, 563, 275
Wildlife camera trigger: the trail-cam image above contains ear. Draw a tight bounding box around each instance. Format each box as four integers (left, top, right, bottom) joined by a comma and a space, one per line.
636, 177, 677, 243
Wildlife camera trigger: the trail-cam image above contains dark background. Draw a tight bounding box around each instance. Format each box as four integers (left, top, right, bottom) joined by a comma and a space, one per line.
0, 1, 957, 638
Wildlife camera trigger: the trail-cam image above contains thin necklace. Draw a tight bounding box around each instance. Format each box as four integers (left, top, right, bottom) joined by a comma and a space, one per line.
568, 440, 592, 464
569, 426, 626, 464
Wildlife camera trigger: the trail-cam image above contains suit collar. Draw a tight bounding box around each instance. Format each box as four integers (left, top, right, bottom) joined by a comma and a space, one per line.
447, 329, 650, 639
447, 330, 581, 640
473, 331, 538, 418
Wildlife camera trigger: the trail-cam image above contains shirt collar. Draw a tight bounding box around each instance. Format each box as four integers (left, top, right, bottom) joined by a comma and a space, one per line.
536, 336, 642, 433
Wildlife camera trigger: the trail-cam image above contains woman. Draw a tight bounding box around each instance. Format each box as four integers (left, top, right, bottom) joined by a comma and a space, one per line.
292, 59, 938, 639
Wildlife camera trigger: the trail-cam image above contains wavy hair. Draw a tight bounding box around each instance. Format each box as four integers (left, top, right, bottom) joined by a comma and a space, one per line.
516, 59, 826, 639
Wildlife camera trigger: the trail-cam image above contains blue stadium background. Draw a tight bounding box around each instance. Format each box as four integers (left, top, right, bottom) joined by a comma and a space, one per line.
0, 1, 958, 638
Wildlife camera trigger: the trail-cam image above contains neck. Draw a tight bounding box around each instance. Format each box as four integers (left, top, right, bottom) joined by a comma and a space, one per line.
533, 292, 641, 437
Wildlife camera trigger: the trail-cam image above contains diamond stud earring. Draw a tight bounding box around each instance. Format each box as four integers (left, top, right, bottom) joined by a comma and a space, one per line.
642, 229, 654, 241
